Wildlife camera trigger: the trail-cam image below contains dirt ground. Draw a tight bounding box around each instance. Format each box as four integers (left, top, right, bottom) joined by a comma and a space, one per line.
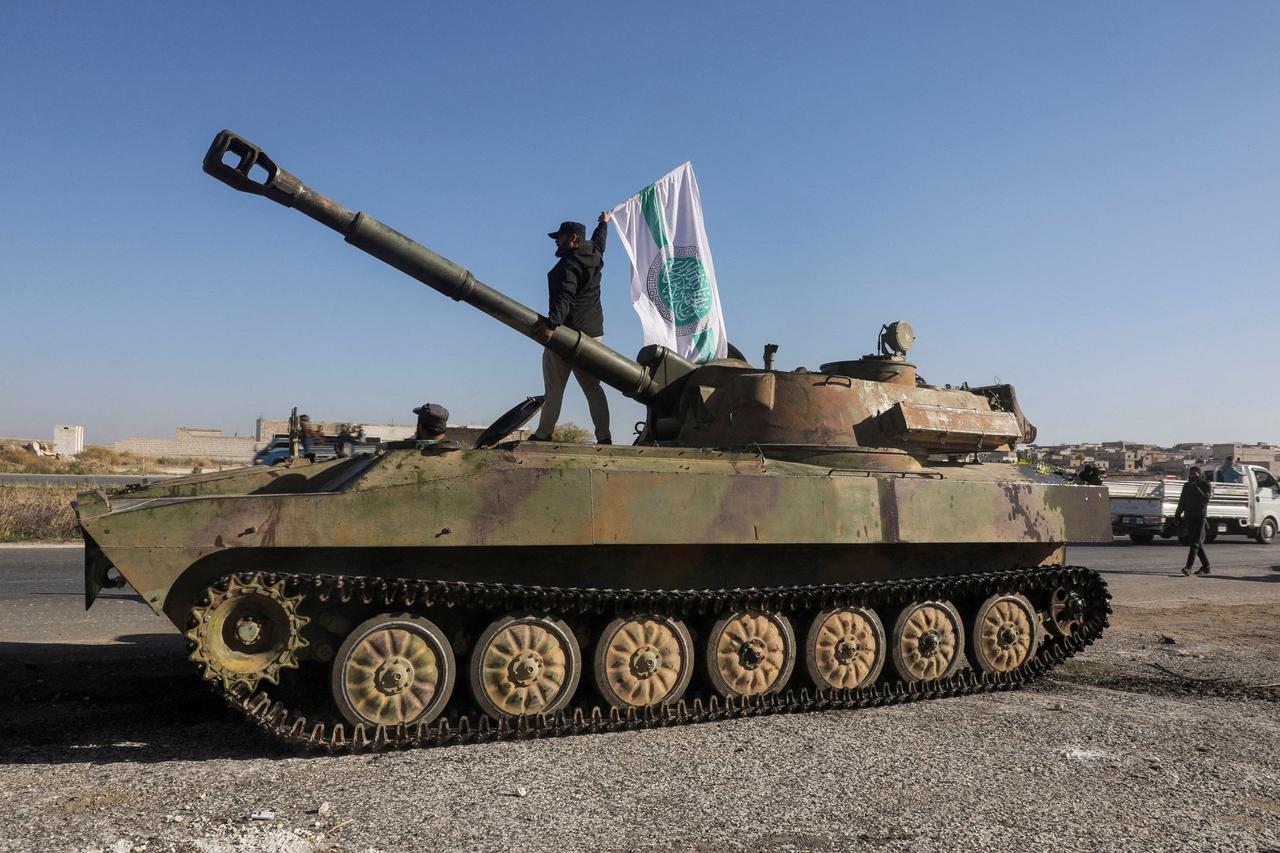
0, 544, 1276, 852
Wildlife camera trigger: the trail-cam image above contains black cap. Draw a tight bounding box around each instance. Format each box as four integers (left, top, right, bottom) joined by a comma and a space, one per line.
548, 221, 586, 240
412, 403, 449, 434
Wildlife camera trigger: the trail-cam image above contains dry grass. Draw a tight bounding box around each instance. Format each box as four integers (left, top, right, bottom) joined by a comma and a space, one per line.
156, 456, 230, 472
0, 442, 239, 476
0, 484, 80, 542
0, 443, 153, 475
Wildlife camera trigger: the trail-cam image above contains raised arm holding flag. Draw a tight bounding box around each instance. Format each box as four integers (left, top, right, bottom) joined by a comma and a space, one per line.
611, 163, 728, 363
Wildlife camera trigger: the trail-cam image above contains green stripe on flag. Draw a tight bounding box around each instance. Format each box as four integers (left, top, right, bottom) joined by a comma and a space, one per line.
693, 327, 717, 362
639, 183, 669, 249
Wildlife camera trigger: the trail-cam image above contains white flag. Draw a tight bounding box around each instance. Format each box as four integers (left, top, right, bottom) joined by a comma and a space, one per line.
611, 163, 728, 363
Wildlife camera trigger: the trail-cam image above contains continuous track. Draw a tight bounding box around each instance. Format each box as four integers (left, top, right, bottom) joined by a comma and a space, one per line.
190, 565, 1109, 753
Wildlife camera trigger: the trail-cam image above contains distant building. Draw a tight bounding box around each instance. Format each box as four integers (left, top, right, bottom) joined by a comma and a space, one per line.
1151, 457, 1196, 476
52, 425, 84, 457
1173, 443, 1213, 459
255, 417, 414, 443
255, 417, 530, 448
115, 427, 256, 462
1095, 448, 1137, 472
1012, 439, 1277, 476
1211, 443, 1276, 469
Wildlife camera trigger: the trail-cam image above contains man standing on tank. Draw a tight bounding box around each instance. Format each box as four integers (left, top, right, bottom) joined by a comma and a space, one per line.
1174, 465, 1212, 576
530, 212, 612, 444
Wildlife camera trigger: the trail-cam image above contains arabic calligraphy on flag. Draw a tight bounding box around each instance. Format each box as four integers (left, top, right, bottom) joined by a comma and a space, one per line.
611, 163, 728, 363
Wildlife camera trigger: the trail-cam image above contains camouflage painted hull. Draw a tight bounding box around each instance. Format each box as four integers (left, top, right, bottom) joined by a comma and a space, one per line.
77, 442, 1109, 630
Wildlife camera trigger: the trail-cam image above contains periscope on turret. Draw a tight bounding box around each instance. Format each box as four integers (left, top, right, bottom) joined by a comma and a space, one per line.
68, 130, 1112, 751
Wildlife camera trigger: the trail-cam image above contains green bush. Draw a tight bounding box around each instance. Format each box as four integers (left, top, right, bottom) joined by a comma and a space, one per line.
549, 423, 593, 444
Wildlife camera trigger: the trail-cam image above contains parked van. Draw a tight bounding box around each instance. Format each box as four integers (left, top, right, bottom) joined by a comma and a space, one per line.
1110, 464, 1280, 544
252, 436, 337, 466
251, 435, 380, 466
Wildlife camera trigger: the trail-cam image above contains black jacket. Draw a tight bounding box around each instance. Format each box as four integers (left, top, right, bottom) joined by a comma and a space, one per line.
1175, 477, 1212, 521
546, 222, 607, 336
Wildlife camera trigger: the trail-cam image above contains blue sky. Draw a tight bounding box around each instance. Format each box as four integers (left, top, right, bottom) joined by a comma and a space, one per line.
2, 2, 1278, 447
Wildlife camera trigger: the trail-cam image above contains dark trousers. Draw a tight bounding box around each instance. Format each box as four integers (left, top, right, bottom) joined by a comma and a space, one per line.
1184, 517, 1209, 569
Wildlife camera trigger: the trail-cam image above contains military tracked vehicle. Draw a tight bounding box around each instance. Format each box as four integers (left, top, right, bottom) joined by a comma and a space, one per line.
73, 130, 1111, 751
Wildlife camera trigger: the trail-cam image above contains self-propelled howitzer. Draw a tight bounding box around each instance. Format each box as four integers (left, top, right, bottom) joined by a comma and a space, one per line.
71, 130, 1111, 753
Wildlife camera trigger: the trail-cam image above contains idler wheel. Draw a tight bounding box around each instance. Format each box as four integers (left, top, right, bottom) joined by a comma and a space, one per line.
185, 572, 309, 690
890, 601, 965, 683
330, 613, 455, 728
593, 615, 694, 709
967, 593, 1039, 674
1047, 585, 1088, 639
470, 613, 580, 719
804, 606, 886, 690
705, 610, 795, 698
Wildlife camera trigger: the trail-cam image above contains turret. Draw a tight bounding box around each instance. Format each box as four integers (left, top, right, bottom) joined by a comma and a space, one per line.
204, 130, 1035, 468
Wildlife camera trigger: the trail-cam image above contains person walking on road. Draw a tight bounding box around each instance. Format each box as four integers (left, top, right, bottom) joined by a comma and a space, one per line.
1174, 466, 1212, 576
531, 212, 612, 444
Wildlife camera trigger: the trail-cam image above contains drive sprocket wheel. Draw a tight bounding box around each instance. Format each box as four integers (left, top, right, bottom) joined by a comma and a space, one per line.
805, 606, 886, 690
968, 593, 1038, 673
593, 614, 694, 708
186, 573, 309, 690
705, 609, 796, 698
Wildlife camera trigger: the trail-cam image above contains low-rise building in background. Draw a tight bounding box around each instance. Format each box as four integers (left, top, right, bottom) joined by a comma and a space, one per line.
1022, 440, 1278, 476
52, 425, 84, 457
115, 427, 257, 462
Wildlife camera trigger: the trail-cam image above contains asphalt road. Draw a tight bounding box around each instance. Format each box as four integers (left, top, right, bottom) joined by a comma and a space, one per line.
2, 539, 1276, 643
0, 546, 169, 646
0, 542, 1275, 852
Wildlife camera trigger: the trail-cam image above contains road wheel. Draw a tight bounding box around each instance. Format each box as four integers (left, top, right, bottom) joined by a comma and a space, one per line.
470, 613, 580, 719
331, 613, 455, 728
593, 614, 693, 708
804, 606, 886, 690
705, 609, 796, 698
968, 594, 1039, 674
1256, 518, 1277, 545
891, 601, 965, 682
1128, 533, 1154, 545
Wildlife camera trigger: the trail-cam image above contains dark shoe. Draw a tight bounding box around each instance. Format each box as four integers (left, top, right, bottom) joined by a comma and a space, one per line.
1181, 565, 1193, 576
596, 438, 612, 445
1194, 565, 1210, 575
528, 434, 552, 442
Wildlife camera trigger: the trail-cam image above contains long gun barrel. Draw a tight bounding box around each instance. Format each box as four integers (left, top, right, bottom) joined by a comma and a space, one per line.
203, 130, 677, 402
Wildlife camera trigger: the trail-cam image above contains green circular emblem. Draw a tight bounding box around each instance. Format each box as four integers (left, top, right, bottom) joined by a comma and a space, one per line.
646, 247, 712, 333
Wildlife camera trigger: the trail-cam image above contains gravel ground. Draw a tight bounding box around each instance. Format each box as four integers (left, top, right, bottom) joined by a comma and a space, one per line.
0, 546, 1277, 852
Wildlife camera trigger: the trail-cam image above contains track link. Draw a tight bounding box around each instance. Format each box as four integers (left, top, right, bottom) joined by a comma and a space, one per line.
190, 565, 1109, 752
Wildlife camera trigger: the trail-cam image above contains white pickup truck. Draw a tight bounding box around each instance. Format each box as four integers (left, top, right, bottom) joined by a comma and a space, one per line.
1109, 464, 1280, 545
